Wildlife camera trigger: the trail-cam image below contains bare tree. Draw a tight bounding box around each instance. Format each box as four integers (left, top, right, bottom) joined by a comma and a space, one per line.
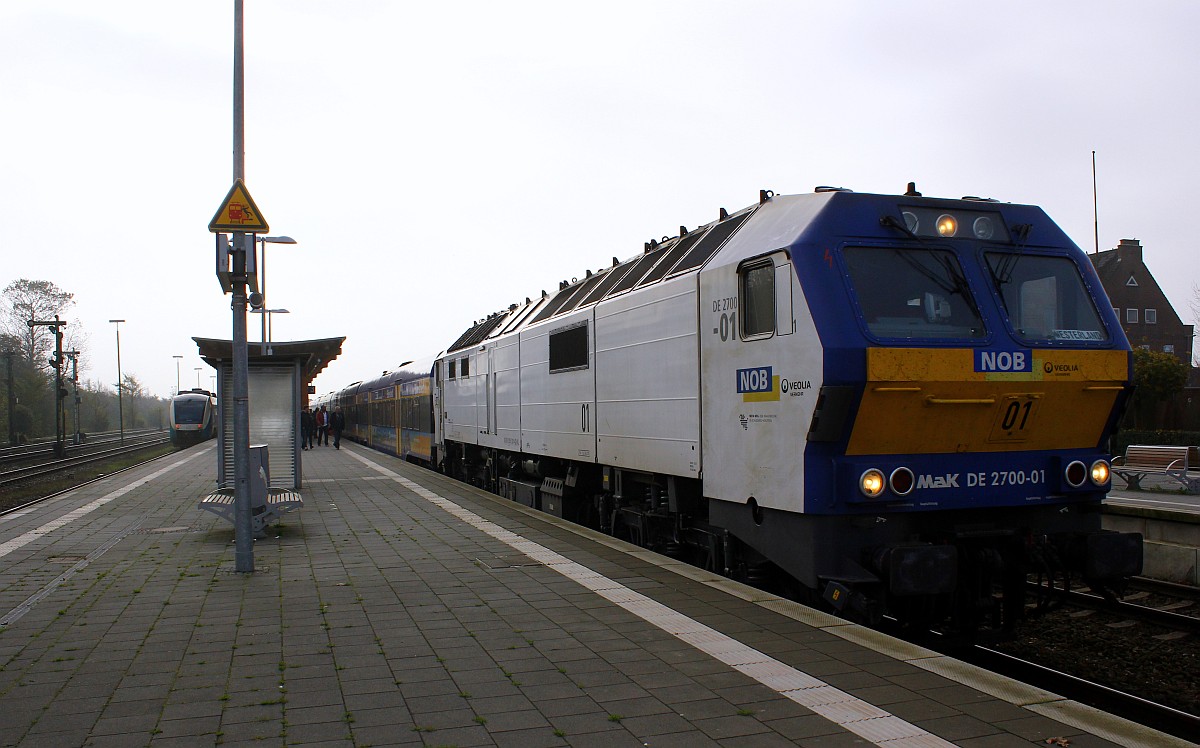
1, 279, 75, 372
122, 373, 145, 428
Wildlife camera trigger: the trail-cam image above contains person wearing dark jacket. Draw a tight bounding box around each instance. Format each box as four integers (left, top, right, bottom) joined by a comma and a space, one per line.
331, 408, 345, 449
300, 408, 314, 450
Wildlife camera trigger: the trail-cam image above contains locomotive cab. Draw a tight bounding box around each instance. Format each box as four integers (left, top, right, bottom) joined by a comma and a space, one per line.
702, 190, 1142, 631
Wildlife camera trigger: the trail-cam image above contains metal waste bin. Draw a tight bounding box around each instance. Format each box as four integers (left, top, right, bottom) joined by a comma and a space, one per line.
249, 444, 269, 510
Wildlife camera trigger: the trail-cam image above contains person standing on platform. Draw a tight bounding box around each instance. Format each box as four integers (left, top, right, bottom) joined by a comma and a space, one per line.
300, 408, 313, 451
331, 408, 345, 449
317, 405, 329, 446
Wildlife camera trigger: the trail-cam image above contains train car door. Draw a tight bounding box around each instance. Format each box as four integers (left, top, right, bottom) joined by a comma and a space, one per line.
700, 249, 823, 514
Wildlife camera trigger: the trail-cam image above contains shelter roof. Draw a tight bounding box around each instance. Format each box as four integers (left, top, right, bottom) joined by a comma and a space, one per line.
192, 337, 345, 385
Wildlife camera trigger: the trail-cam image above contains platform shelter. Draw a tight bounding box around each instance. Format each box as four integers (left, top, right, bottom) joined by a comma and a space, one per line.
193, 336, 344, 490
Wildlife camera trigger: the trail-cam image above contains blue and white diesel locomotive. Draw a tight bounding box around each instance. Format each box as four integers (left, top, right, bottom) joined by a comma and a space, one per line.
334, 186, 1143, 632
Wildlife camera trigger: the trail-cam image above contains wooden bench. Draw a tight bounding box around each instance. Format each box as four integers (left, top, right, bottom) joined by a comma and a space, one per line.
1111, 445, 1199, 490
199, 488, 303, 536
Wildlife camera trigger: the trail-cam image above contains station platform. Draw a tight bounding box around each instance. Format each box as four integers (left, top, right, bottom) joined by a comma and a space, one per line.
0, 443, 1187, 748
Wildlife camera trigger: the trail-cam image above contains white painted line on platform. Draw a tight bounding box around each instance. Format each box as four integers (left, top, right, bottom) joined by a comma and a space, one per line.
349, 450, 955, 748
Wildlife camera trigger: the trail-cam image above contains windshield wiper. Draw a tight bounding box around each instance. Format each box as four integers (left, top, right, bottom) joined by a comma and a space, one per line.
990, 223, 1033, 285
880, 214, 971, 299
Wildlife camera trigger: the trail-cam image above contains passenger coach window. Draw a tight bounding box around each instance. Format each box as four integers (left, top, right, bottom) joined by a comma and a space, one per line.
460, 357, 470, 377
985, 253, 1109, 342
741, 262, 775, 337
448, 360, 456, 379
844, 247, 985, 339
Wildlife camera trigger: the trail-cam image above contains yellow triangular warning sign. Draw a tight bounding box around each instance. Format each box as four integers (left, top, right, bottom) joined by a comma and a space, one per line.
209, 179, 270, 233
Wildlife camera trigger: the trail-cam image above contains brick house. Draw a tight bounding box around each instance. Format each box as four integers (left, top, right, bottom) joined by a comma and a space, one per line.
1089, 238, 1197, 429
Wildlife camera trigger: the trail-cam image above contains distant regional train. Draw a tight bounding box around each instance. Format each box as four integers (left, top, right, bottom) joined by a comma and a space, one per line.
326, 185, 1144, 634
170, 389, 216, 447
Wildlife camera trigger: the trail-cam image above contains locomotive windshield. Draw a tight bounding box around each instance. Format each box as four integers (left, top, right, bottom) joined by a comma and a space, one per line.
843, 246, 985, 340
985, 252, 1109, 343
173, 398, 208, 424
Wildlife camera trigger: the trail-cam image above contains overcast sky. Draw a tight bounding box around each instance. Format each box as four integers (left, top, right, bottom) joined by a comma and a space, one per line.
2, 1, 1196, 399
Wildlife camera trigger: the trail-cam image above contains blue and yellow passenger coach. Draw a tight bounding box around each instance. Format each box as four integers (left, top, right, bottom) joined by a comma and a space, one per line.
333, 186, 1143, 633
337, 358, 435, 464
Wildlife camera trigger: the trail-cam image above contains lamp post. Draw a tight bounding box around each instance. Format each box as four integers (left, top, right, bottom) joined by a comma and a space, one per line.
256, 235, 296, 352
173, 355, 183, 395
249, 308, 290, 352
195, 367, 203, 389
109, 319, 125, 445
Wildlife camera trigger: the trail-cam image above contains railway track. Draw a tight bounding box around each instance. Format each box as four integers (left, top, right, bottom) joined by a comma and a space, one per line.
0, 441, 181, 520
0, 433, 173, 500
1028, 578, 1200, 635
949, 576, 1200, 741
0, 427, 164, 468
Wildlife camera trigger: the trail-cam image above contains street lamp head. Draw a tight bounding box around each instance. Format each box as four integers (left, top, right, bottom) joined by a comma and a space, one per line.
261, 235, 297, 245
108, 319, 125, 324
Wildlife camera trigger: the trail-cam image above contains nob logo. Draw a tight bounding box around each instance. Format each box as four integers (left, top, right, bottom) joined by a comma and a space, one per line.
737, 367, 773, 393
975, 349, 1030, 373
737, 367, 780, 402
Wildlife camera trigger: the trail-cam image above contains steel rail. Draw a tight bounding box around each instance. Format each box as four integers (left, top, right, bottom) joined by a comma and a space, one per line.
0, 437, 171, 487
1027, 580, 1200, 635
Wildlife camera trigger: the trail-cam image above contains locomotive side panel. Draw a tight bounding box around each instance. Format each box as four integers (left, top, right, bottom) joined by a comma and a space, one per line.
594, 275, 700, 477
519, 307, 598, 462
490, 336, 522, 452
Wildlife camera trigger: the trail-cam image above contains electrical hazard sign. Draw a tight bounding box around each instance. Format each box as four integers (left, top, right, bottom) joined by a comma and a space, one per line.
208, 179, 269, 233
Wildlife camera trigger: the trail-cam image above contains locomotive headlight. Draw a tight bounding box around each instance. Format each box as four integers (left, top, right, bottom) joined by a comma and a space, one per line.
1064, 460, 1087, 488
1090, 460, 1111, 486
860, 468, 886, 498
889, 467, 915, 496
936, 214, 958, 237
972, 216, 995, 240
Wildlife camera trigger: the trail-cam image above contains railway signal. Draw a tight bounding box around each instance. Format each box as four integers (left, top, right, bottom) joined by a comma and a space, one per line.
27, 316, 68, 457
